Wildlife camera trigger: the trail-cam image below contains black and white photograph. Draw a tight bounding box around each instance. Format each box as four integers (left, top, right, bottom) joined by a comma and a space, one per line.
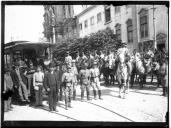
1, 1, 169, 127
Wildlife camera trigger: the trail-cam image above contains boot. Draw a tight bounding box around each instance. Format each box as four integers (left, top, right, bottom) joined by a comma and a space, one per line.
93, 90, 97, 100
86, 91, 91, 101
81, 91, 84, 102
73, 90, 76, 100
98, 90, 103, 100
65, 99, 68, 110
68, 97, 72, 108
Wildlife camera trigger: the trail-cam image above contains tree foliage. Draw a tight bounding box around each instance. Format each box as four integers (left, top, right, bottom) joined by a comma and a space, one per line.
53, 27, 121, 61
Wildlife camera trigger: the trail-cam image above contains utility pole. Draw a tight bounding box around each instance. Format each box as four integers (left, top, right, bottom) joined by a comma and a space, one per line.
151, 5, 157, 50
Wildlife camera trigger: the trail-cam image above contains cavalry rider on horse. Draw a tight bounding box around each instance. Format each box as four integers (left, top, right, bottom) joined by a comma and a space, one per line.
116, 42, 131, 76
107, 50, 115, 69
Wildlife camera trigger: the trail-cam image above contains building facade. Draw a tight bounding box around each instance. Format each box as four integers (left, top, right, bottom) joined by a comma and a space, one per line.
43, 5, 78, 43
77, 4, 168, 53
136, 5, 168, 52
77, 5, 138, 53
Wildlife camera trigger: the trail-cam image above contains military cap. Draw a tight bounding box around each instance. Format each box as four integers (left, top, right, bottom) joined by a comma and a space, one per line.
93, 61, 98, 65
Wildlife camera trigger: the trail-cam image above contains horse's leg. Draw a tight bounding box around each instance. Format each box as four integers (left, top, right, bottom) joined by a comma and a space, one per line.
118, 80, 121, 98
123, 83, 126, 99
151, 71, 153, 84
126, 79, 130, 94
130, 73, 135, 87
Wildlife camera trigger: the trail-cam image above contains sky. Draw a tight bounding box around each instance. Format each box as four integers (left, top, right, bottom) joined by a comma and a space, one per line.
5, 5, 83, 44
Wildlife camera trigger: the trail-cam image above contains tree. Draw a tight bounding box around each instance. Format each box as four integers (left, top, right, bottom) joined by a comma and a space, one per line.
53, 27, 120, 61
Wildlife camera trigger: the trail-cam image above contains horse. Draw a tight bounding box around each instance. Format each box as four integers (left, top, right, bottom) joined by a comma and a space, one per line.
130, 56, 153, 88
99, 59, 114, 86
116, 53, 131, 99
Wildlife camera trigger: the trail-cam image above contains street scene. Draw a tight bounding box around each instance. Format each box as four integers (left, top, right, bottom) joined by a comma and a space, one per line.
3, 3, 168, 126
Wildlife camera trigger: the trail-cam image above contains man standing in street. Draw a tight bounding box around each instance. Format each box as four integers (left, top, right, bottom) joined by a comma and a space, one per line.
71, 60, 78, 100
11, 62, 30, 103
33, 65, 44, 107
90, 61, 103, 100
62, 65, 74, 110
79, 63, 91, 101
44, 62, 60, 112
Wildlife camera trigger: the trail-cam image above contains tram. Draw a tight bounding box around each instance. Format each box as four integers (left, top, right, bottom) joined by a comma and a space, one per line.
4, 41, 55, 69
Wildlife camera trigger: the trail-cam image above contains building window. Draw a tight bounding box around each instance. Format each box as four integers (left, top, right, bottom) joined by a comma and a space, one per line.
79, 23, 82, 30
97, 12, 102, 23
105, 6, 111, 23
127, 19, 133, 43
90, 16, 94, 25
139, 8, 148, 38
115, 6, 120, 14
115, 24, 121, 41
84, 20, 88, 28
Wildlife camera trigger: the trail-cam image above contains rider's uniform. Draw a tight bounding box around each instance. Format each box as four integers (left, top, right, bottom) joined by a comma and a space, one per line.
108, 53, 114, 69
147, 50, 154, 58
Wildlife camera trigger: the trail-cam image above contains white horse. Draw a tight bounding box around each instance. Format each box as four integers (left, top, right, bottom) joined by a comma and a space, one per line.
116, 54, 131, 99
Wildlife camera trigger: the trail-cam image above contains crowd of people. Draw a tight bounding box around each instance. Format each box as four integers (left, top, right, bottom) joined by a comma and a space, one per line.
3, 43, 168, 112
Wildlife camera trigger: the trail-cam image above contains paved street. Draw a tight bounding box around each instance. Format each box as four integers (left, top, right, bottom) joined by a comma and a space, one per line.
4, 77, 168, 122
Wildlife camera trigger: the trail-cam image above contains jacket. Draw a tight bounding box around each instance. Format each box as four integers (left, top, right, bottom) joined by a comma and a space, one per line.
43, 71, 60, 91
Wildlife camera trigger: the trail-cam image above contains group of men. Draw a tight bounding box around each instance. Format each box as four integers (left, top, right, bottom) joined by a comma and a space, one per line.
3, 43, 168, 112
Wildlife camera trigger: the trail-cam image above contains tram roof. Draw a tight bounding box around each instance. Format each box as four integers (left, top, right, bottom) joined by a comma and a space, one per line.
5, 41, 55, 49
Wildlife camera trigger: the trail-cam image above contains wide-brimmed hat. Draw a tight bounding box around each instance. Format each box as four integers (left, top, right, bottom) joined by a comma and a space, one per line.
49, 62, 56, 68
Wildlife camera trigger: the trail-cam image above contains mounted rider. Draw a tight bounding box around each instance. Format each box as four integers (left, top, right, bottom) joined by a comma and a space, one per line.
116, 42, 131, 75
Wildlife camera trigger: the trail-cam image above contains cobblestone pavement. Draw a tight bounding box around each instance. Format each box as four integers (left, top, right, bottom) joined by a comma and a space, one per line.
4, 78, 168, 122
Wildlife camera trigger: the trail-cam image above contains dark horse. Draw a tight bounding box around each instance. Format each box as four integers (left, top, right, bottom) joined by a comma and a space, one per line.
99, 58, 116, 86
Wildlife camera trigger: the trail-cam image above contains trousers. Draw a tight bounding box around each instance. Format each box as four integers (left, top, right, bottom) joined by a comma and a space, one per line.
48, 87, 58, 110
18, 81, 29, 101
64, 86, 72, 106
35, 85, 43, 105
27, 74, 33, 96
91, 77, 101, 90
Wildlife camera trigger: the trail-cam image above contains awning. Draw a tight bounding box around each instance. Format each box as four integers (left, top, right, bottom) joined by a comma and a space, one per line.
4, 41, 55, 53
